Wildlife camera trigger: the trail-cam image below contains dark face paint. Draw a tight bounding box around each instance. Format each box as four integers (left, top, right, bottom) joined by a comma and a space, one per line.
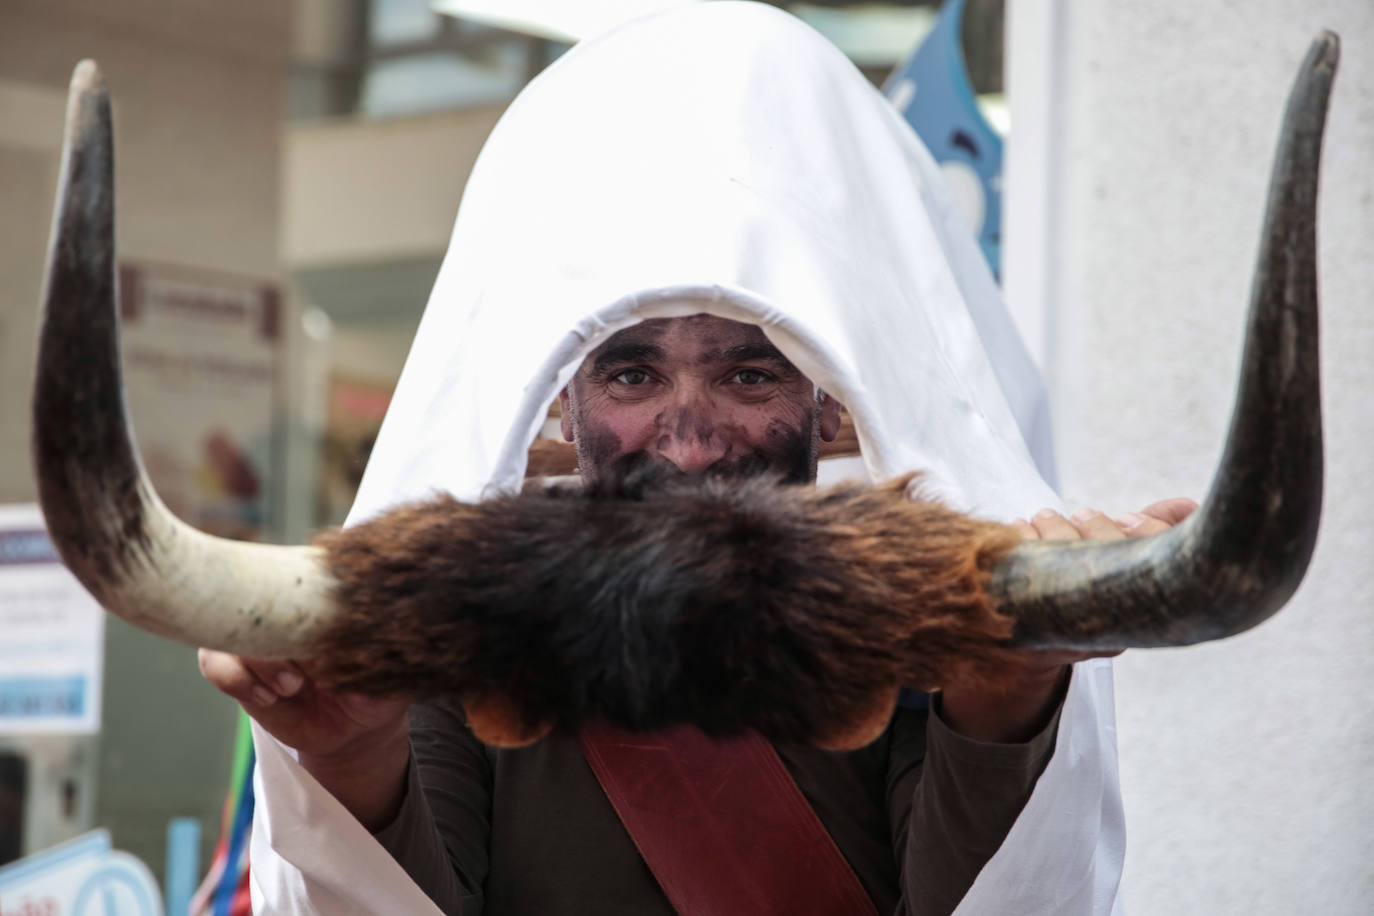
565, 315, 828, 488
575, 422, 626, 477
599, 411, 816, 488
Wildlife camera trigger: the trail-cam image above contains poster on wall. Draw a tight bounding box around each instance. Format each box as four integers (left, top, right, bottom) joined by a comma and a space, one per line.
118, 262, 282, 542
0, 505, 104, 734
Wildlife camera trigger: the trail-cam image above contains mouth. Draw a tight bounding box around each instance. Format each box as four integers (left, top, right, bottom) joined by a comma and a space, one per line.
597, 440, 813, 490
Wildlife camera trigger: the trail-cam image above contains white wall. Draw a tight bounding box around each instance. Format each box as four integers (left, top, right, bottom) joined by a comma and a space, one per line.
1006, 2, 1374, 913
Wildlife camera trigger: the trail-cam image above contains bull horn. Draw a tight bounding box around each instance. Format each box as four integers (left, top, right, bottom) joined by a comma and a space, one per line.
994, 32, 1336, 650
32, 60, 337, 658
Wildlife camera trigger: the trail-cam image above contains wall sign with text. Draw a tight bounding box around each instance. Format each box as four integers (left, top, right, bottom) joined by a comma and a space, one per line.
118, 262, 283, 542
0, 506, 104, 735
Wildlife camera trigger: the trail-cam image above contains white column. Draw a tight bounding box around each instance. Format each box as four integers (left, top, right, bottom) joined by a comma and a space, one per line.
1006, 2, 1374, 913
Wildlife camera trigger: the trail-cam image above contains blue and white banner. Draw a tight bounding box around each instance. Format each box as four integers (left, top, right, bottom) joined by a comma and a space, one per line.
884, 0, 1003, 277
0, 830, 162, 915
0, 505, 104, 734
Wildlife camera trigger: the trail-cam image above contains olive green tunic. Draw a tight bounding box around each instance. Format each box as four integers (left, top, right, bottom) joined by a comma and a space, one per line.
375, 696, 1060, 916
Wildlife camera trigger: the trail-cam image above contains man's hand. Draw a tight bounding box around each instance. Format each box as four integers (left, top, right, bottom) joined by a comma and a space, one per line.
198, 650, 413, 830
938, 498, 1199, 744
1007, 497, 1198, 543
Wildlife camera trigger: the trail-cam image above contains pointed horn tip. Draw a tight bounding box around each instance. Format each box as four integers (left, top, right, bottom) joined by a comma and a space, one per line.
1312, 30, 1339, 68
71, 60, 105, 94
63, 60, 110, 139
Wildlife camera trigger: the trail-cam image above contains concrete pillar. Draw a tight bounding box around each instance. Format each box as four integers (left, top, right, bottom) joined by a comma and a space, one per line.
1006, 2, 1374, 912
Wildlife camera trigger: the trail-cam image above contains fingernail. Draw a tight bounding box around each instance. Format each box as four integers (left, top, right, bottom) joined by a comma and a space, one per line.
1116, 513, 1144, 530
1034, 508, 1058, 520
275, 670, 304, 696
1071, 508, 1100, 523
251, 685, 277, 706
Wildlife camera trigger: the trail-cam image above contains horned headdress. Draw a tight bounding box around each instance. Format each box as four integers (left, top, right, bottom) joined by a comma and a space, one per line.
33, 16, 1333, 750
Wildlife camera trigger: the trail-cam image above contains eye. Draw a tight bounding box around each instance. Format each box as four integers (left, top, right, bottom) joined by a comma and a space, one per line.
613, 368, 651, 386
732, 369, 772, 386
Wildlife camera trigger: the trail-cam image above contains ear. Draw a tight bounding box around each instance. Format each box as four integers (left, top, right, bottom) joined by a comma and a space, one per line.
811, 685, 900, 751
559, 387, 574, 442
819, 392, 843, 443
462, 692, 554, 747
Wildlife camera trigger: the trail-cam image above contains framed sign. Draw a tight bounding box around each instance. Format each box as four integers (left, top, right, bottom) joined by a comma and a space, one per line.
118, 262, 283, 542
0, 506, 104, 734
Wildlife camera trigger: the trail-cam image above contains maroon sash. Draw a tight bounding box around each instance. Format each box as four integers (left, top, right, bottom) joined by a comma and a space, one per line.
580, 721, 877, 916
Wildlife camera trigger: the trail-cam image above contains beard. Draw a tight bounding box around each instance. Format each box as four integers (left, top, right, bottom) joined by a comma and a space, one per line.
573, 410, 821, 490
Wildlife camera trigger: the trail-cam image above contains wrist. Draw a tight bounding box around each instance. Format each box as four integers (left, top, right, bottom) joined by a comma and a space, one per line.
299, 714, 412, 831
938, 664, 1070, 744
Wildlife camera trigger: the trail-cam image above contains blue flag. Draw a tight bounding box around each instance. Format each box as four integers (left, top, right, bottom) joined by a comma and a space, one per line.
884, 0, 1003, 278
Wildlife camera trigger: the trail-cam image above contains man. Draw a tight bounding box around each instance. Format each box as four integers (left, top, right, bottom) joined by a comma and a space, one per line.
204, 3, 1155, 912
27, 1, 1325, 909
201, 309, 1187, 913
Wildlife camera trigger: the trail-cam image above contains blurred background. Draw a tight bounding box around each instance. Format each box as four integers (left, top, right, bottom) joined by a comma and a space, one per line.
0, 0, 1369, 913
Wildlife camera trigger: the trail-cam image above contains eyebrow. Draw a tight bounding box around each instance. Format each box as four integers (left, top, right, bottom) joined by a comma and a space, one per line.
589, 343, 666, 375
704, 343, 799, 372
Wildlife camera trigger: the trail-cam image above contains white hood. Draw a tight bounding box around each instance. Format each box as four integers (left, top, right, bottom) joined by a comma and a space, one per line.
347, 0, 1057, 522
253, 4, 1123, 913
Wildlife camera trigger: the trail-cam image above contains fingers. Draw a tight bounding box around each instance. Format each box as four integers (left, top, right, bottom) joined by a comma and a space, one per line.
1114, 512, 1168, 537
1024, 507, 1129, 541
1115, 496, 1197, 537
1068, 508, 1128, 541
1139, 496, 1199, 526
197, 649, 306, 708
198, 648, 267, 705
1030, 508, 1088, 541
1020, 497, 1199, 542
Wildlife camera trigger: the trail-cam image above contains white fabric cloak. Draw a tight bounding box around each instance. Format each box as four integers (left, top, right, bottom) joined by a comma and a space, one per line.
251, 3, 1124, 912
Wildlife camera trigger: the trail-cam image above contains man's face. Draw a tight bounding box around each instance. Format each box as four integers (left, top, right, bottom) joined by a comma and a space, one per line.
560, 314, 841, 485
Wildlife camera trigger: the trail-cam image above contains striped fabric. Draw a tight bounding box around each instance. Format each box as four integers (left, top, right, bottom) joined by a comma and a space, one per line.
191, 711, 256, 916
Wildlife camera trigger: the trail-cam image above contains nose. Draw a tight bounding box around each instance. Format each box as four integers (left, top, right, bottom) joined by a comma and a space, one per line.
655, 402, 731, 474
658, 436, 730, 474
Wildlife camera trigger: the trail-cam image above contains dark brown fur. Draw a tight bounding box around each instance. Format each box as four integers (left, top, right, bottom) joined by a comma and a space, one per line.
312, 473, 1022, 747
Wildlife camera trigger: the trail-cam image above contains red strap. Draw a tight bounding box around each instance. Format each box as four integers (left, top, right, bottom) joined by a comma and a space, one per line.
580, 721, 878, 916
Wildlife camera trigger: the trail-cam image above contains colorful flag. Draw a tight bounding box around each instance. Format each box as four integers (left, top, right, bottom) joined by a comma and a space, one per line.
190, 711, 255, 916
884, 0, 1003, 278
